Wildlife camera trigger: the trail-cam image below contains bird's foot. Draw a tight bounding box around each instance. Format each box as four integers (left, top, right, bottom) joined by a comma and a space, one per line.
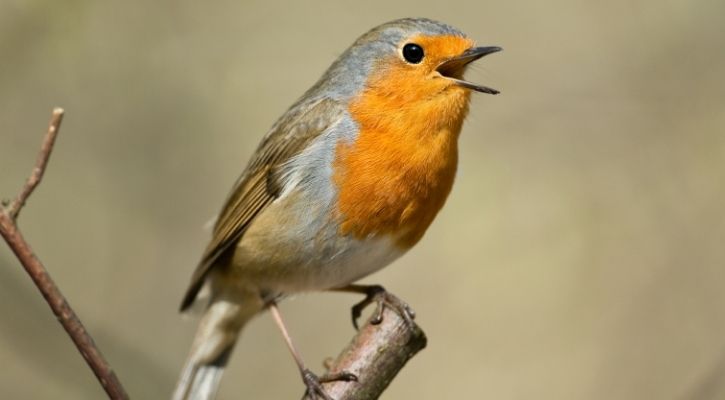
300, 368, 357, 400
350, 285, 416, 330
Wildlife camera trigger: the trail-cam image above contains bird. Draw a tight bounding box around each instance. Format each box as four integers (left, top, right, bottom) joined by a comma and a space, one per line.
173, 17, 501, 400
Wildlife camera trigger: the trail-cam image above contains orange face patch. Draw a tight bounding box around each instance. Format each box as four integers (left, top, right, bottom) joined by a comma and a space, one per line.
404, 34, 476, 76
333, 35, 475, 248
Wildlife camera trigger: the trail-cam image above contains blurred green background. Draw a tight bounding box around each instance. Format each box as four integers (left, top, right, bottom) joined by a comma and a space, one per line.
1, 1, 724, 399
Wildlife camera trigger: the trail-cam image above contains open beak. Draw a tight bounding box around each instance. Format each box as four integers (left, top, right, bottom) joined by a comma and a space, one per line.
437, 46, 502, 94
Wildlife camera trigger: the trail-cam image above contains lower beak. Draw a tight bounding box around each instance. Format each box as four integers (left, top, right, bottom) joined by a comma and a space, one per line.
437, 46, 502, 94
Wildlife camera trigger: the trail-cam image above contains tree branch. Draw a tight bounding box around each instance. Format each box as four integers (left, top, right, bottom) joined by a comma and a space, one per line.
320, 307, 428, 400
5, 108, 63, 220
0, 108, 129, 399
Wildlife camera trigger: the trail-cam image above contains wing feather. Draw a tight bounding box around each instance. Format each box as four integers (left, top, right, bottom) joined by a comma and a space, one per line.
180, 98, 342, 310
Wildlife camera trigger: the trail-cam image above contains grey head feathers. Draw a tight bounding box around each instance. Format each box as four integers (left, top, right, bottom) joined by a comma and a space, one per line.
304, 18, 468, 101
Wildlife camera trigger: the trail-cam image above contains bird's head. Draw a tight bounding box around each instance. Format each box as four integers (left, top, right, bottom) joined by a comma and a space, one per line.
316, 18, 501, 107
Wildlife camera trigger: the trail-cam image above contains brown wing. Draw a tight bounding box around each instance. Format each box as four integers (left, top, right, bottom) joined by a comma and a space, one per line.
180, 98, 342, 311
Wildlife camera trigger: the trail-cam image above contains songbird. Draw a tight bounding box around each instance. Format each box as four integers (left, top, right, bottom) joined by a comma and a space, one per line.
174, 17, 501, 400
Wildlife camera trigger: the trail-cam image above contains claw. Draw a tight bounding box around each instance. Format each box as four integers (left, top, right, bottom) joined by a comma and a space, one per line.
320, 371, 358, 383
301, 369, 333, 400
350, 285, 416, 330
301, 368, 357, 400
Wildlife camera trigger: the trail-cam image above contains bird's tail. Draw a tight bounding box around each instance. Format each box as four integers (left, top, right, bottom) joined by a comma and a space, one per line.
172, 287, 262, 400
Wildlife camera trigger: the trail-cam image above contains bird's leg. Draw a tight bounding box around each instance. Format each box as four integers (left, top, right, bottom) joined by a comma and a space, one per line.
268, 302, 357, 400
332, 284, 416, 330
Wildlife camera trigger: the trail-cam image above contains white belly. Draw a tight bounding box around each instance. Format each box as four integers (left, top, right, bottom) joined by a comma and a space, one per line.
229, 188, 406, 294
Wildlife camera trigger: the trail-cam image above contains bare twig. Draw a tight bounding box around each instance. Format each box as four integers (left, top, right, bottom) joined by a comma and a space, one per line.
0, 109, 129, 399
319, 307, 427, 400
6, 108, 63, 220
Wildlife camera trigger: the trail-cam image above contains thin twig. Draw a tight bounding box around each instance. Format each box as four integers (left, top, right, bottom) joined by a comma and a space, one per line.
6, 107, 63, 220
319, 307, 427, 400
0, 109, 129, 399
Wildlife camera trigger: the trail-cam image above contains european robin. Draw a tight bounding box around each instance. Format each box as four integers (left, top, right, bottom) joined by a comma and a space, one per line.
174, 17, 501, 400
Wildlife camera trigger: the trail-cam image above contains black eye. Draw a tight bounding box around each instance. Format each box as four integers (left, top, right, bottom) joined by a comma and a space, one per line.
402, 43, 424, 64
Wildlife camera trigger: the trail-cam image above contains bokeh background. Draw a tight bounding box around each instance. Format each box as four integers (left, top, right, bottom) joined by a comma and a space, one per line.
1, 1, 724, 399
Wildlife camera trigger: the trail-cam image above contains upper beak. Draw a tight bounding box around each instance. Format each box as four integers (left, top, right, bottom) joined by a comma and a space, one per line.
437, 46, 502, 95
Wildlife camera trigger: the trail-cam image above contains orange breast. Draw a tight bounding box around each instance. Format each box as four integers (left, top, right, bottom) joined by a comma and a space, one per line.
333, 64, 471, 248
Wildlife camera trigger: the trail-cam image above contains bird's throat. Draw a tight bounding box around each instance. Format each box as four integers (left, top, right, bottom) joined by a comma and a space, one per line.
332, 85, 469, 248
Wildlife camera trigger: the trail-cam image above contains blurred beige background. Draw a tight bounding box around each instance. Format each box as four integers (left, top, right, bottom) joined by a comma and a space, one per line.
1, 1, 724, 399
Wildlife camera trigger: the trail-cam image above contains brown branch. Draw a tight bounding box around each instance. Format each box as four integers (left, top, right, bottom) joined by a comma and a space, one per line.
320, 307, 428, 400
0, 109, 129, 399
5, 108, 63, 220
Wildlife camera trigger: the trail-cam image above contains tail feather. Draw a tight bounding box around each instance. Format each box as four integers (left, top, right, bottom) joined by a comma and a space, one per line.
173, 288, 262, 400
175, 361, 226, 400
